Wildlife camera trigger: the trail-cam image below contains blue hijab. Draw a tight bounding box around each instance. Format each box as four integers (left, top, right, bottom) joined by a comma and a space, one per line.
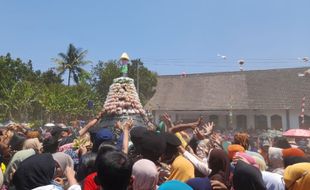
159, 180, 193, 190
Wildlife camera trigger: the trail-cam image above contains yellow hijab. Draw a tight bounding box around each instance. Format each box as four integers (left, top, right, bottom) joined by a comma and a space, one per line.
284, 163, 310, 190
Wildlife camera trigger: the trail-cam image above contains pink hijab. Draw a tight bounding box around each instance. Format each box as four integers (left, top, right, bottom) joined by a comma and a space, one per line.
132, 159, 159, 190
235, 152, 259, 169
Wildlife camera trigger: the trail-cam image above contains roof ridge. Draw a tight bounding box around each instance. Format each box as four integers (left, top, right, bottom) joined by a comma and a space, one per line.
159, 66, 309, 78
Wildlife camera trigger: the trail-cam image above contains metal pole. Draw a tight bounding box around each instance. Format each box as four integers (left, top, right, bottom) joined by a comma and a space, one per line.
137, 59, 140, 97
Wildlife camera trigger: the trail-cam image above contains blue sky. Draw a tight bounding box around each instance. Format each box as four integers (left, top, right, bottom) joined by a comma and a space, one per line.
1, 1, 309, 75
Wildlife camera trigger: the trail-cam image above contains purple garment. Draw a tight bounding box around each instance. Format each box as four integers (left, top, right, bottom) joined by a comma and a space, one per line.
187, 177, 212, 190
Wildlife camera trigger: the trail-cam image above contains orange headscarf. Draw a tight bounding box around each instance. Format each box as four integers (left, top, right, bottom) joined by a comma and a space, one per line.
227, 144, 245, 160
282, 148, 305, 158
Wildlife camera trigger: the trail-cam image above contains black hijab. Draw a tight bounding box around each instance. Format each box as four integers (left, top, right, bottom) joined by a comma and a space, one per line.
283, 156, 310, 168
208, 149, 230, 185
12, 153, 56, 190
233, 160, 266, 190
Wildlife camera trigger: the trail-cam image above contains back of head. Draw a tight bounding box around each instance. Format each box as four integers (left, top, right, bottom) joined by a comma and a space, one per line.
140, 130, 166, 162
43, 136, 59, 153
132, 159, 158, 190
52, 152, 74, 176
227, 144, 245, 160
208, 149, 230, 184
9, 133, 26, 151
96, 151, 132, 190
12, 153, 55, 190
283, 156, 310, 168
23, 138, 43, 153
158, 180, 193, 190
95, 144, 118, 169
162, 132, 181, 163
186, 177, 211, 190
284, 162, 310, 190
282, 148, 305, 158
92, 128, 115, 152
273, 137, 291, 149
233, 160, 266, 190
233, 133, 249, 150
76, 152, 97, 181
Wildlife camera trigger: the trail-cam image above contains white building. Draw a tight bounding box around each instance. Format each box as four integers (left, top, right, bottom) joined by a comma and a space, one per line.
145, 67, 310, 130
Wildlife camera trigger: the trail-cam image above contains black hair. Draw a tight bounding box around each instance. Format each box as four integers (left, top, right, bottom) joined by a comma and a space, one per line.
95, 151, 132, 190
42, 137, 59, 153
92, 139, 115, 153
76, 152, 97, 182
9, 133, 26, 151
273, 137, 291, 149
283, 156, 310, 168
95, 144, 118, 170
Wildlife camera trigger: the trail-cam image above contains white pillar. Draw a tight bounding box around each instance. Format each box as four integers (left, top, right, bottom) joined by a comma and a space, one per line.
247, 111, 255, 129
267, 114, 271, 129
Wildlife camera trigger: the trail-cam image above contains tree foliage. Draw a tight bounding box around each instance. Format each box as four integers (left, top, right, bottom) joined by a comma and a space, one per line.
0, 52, 157, 123
0, 53, 39, 96
53, 44, 91, 86
0, 81, 40, 121
39, 84, 98, 122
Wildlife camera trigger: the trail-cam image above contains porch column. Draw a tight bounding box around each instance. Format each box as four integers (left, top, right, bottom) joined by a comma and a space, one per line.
267, 114, 271, 129
286, 109, 290, 130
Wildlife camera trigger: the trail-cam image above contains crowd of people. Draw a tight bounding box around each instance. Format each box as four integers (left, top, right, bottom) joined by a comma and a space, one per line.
0, 111, 310, 190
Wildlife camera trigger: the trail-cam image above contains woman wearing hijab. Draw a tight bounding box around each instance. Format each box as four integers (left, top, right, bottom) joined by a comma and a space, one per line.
282, 148, 305, 158
52, 152, 74, 177
233, 160, 266, 190
283, 162, 310, 190
227, 144, 245, 160
158, 180, 193, 190
22, 138, 43, 153
283, 156, 310, 168
245, 151, 267, 171
12, 152, 74, 190
208, 149, 230, 187
3, 148, 36, 186
233, 152, 259, 169
132, 159, 159, 190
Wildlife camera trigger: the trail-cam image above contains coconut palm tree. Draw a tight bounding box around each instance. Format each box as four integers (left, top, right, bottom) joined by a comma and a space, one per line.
53, 44, 91, 86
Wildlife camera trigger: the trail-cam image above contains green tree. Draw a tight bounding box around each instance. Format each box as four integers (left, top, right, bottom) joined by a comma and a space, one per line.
128, 59, 157, 105
53, 44, 91, 86
92, 59, 157, 105
92, 60, 121, 102
39, 69, 63, 85
39, 83, 99, 122
0, 81, 39, 121
0, 53, 39, 97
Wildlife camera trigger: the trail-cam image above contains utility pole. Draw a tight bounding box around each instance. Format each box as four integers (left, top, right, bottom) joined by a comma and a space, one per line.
137, 59, 140, 97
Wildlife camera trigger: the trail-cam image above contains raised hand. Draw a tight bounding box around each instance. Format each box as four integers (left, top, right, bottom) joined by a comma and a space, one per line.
211, 180, 228, 190
192, 116, 204, 130
194, 128, 205, 140
115, 121, 122, 130
161, 113, 173, 128
96, 109, 106, 120
202, 122, 214, 136
123, 118, 134, 131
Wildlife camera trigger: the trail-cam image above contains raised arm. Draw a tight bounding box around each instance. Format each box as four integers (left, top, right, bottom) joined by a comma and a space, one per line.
78, 110, 105, 136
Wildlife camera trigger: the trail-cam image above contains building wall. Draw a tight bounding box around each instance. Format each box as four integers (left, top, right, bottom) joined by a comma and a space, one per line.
153, 109, 310, 130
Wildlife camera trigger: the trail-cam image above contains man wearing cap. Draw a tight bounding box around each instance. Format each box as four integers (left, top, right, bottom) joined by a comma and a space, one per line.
161, 132, 195, 182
